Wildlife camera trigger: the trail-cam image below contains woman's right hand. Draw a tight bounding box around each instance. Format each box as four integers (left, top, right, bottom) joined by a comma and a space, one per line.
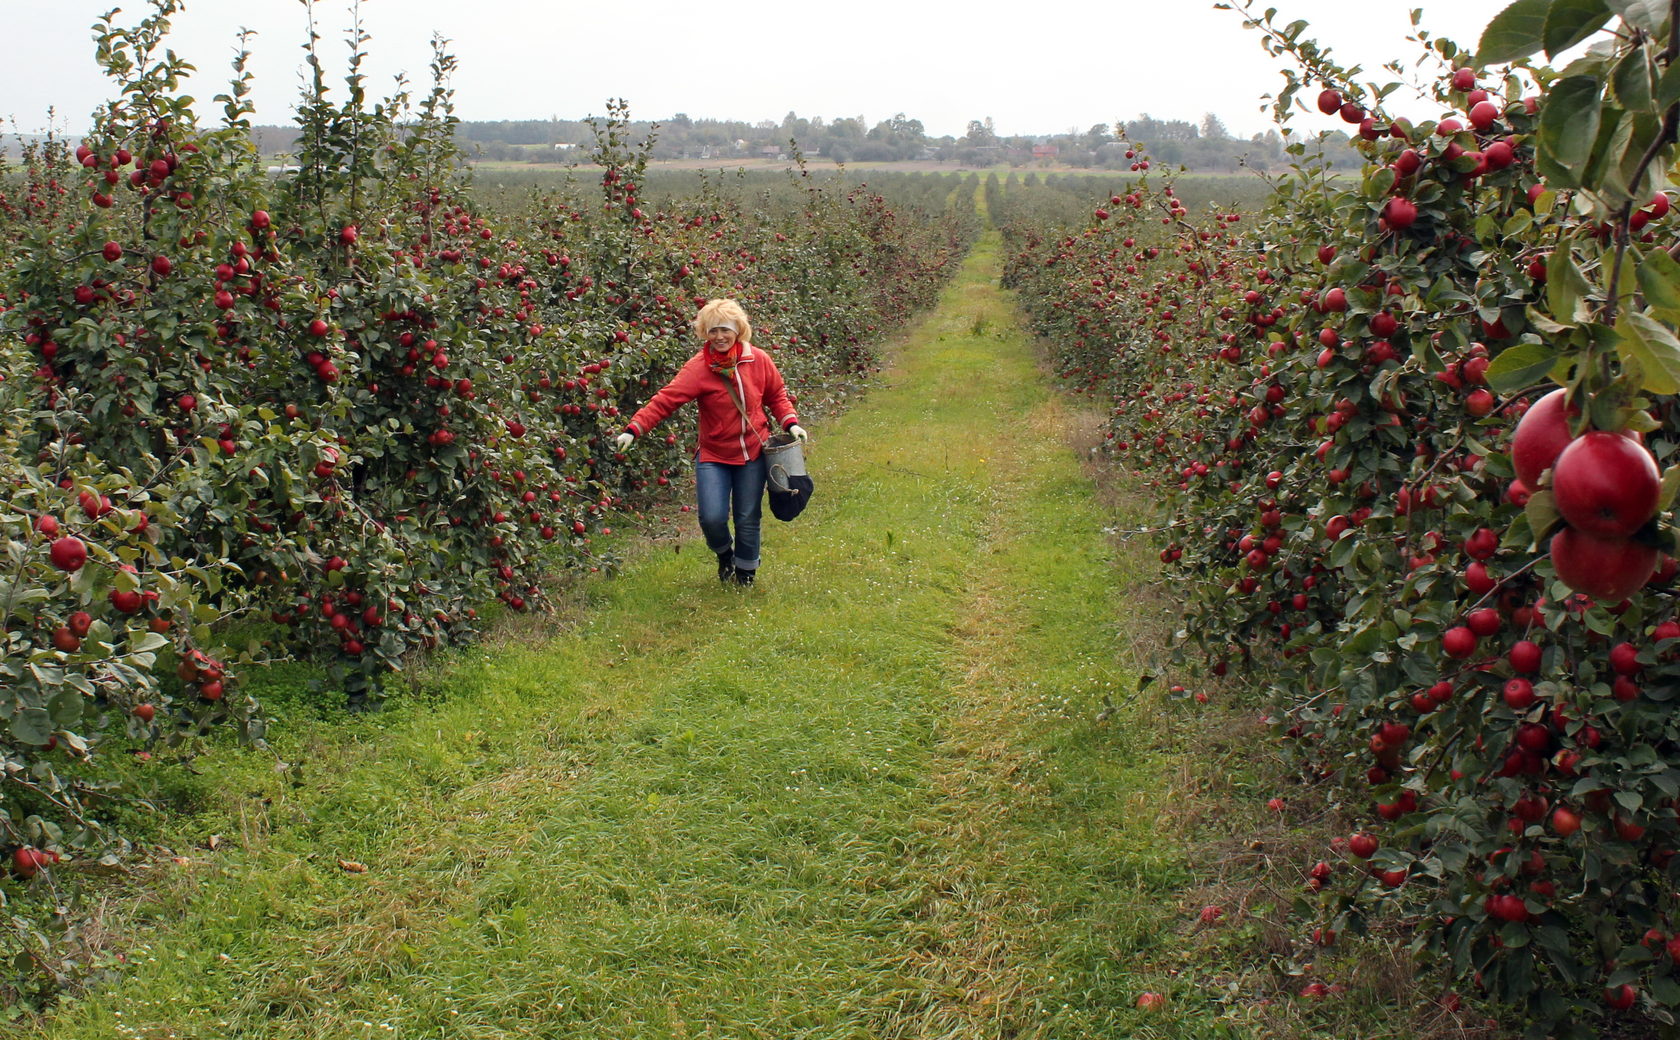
613, 432, 634, 452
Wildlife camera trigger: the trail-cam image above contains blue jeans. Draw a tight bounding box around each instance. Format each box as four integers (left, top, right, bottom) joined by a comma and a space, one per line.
695, 456, 767, 571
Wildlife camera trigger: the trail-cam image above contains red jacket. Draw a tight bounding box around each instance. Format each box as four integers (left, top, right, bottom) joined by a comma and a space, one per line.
625, 345, 799, 464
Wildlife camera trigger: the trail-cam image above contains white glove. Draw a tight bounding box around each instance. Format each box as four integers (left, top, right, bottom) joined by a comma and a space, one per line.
789, 424, 808, 444
613, 432, 634, 452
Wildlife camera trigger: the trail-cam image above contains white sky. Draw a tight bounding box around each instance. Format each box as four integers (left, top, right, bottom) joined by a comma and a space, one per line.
6, 0, 1527, 141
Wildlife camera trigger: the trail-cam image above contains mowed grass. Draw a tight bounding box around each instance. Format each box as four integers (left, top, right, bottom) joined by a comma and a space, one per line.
19, 233, 1215, 1039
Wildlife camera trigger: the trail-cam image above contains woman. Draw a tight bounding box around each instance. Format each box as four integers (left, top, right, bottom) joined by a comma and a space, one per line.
614, 299, 806, 586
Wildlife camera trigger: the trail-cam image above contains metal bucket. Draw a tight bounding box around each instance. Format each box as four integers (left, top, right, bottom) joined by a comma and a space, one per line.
763, 432, 806, 492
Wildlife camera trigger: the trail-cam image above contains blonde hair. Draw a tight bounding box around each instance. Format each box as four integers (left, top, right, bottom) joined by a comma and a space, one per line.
694, 299, 752, 345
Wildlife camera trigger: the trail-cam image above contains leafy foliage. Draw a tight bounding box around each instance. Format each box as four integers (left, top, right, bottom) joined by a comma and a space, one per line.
1008, 0, 1680, 1034
0, 0, 974, 997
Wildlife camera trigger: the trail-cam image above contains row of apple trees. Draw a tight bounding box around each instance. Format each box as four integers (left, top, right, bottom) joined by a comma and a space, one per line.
0, 0, 975, 880
1002, 0, 1680, 1035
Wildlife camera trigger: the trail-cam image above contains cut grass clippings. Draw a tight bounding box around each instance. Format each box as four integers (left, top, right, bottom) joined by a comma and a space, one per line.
13, 229, 1353, 1039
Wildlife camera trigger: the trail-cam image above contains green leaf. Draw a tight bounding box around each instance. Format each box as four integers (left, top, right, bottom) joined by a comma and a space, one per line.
1416, 335, 1446, 373
1537, 76, 1605, 189
10, 708, 52, 746
1632, 401, 1673, 430
1487, 341, 1562, 393
1610, 41, 1657, 111
1638, 248, 1680, 324
46, 688, 82, 728
1601, 111, 1662, 203
1345, 623, 1384, 656
1546, 248, 1596, 323
1662, 464, 1680, 513
129, 631, 169, 655
1585, 605, 1621, 635
1480, 0, 1553, 64
1534, 923, 1574, 956
1579, 104, 1630, 195
1652, 974, 1680, 1007
1610, 245, 1642, 309
1526, 488, 1562, 542
1606, 0, 1670, 32
1618, 311, 1680, 393
1657, 58, 1680, 108
1368, 166, 1398, 197
1545, 0, 1613, 57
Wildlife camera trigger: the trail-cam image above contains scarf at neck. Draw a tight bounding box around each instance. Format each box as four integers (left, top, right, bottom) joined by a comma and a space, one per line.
705, 342, 744, 377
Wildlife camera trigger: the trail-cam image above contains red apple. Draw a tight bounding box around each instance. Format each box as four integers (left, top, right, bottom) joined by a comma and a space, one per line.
1551, 431, 1660, 537
1442, 626, 1478, 658
11, 847, 54, 879
1467, 608, 1502, 636
1503, 677, 1537, 709
1510, 388, 1574, 487
49, 536, 88, 571
1551, 528, 1659, 603
1384, 197, 1418, 230
1486, 893, 1528, 922
1509, 640, 1542, 673
1610, 641, 1642, 675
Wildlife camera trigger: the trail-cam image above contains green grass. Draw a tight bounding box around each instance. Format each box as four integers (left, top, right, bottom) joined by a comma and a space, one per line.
12, 232, 1242, 1040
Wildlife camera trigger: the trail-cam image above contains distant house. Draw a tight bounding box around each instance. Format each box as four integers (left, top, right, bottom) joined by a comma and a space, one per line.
759, 145, 783, 160
553, 142, 577, 153
1032, 144, 1059, 159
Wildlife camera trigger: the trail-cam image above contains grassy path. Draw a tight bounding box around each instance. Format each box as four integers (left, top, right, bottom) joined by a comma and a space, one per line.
27, 233, 1201, 1039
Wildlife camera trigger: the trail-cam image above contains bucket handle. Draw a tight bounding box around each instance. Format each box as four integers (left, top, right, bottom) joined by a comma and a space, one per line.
768, 462, 799, 495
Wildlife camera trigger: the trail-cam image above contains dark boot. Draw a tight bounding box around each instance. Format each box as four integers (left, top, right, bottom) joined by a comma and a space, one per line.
716, 551, 735, 582
733, 568, 755, 587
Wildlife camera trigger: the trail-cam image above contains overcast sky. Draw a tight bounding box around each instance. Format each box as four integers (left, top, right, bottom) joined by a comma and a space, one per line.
8, 0, 1526, 141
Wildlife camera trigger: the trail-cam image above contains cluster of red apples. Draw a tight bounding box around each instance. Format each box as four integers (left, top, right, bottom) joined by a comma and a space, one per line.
1511, 389, 1667, 603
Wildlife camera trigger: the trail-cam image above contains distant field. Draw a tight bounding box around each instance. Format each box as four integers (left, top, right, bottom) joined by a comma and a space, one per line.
464, 157, 1270, 179
461, 159, 1274, 213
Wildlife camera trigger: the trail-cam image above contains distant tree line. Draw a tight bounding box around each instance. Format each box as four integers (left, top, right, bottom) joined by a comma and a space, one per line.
223, 109, 1355, 172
